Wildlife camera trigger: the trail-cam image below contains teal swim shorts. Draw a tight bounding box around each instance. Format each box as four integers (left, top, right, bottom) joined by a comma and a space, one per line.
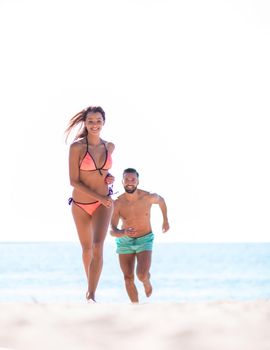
116, 232, 154, 254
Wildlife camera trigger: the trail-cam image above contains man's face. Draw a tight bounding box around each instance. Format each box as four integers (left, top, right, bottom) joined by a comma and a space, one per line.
123, 173, 139, 193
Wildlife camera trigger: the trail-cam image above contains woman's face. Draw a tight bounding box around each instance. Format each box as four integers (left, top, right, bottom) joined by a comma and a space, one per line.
85, 112, 104, 135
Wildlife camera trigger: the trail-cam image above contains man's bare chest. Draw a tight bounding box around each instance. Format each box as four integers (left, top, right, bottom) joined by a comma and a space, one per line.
120, 201, 151, 219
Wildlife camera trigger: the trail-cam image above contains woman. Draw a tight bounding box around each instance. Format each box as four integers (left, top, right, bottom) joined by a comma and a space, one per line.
65, 106, 115, 302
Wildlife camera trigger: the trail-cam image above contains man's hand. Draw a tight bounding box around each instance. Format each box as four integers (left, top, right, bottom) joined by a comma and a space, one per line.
124, 227, 137, 237
162, 221, 170, 233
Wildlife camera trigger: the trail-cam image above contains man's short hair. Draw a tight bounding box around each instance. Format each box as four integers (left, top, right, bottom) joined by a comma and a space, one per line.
123, 168, 139, 178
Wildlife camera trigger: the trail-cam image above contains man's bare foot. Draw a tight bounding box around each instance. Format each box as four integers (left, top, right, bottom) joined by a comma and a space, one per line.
87, 299, 96, 304
143, 274, 152, 297
86, 291, 96, 303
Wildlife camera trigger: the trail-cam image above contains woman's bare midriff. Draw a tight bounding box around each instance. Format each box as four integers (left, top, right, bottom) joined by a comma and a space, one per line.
72, 171, 110, 202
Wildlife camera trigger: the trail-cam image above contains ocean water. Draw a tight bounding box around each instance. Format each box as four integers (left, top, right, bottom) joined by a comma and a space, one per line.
0, 242, 269, 303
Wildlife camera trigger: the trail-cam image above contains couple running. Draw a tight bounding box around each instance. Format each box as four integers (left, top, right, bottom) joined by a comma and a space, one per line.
65, 106, 170, 303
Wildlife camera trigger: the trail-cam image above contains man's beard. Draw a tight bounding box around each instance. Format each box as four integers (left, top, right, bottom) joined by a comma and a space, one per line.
124, 185, 137, 194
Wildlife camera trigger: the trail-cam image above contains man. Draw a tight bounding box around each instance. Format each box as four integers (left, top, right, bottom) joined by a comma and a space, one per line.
110, 168, 169, 303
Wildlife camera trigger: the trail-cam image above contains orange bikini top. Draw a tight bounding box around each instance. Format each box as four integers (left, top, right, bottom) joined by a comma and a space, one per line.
80, 138, 112, 175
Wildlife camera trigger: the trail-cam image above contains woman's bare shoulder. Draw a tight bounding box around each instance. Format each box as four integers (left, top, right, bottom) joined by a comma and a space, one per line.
70, 138, 85, 149
103, 140, 115, 153
69, 139, 86, 156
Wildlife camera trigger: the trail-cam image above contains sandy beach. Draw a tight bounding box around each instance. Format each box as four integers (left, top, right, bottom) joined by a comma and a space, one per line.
0, 300, 269, 350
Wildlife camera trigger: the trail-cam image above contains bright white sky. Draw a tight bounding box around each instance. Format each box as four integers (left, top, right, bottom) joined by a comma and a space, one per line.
0, 0, 269, 243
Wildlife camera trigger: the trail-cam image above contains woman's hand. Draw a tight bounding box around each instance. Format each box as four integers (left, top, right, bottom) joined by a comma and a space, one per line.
105, 173, 115, 185
99, 195, 113, 208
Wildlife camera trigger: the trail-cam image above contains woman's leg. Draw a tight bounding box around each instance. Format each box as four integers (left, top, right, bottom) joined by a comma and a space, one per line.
87, 204, 113, 301
71, 203, 93, 278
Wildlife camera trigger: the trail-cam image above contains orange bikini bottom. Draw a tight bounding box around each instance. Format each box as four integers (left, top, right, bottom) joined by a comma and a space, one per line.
68, 198, 101, 216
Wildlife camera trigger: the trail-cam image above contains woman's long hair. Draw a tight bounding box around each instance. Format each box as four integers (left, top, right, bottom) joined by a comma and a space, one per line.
65, 106, 105, 142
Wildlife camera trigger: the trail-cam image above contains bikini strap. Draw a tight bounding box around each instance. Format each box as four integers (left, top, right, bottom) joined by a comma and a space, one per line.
96, 140, 106, 176
102, 140, 108, 157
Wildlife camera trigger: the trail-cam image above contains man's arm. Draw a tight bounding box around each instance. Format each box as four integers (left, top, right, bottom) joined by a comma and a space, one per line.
150, 193, 170, 233
110, 200, 124, 237
110, 200, 137, 237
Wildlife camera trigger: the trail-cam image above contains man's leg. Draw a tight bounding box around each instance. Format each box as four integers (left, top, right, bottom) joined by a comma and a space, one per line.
136, 251, 152, 297
119, 254, 139, 303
